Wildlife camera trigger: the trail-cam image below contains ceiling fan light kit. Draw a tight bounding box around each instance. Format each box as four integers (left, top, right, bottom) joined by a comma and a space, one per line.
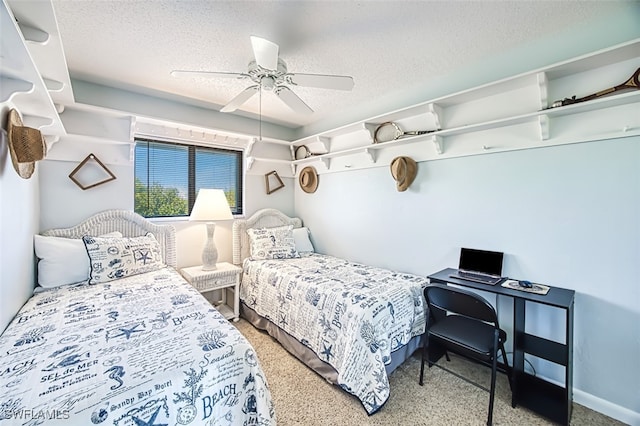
172, 36, 354, 115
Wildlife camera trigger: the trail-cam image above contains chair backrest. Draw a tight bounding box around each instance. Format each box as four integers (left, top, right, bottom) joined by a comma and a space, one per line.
425, 284, 499, 326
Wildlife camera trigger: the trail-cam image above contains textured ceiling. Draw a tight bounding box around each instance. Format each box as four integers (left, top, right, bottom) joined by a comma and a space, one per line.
51, 0, 632, 130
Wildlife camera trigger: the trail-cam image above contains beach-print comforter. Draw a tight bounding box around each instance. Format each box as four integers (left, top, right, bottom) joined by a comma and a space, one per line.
241, 253, 427, 414
0, 267, 274, 425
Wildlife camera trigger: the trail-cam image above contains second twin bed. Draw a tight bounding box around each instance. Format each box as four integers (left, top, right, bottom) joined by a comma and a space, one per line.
233, 208, 429, 414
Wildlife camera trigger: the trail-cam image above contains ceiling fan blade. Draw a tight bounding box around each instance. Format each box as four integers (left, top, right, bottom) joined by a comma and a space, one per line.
275, 86, 313, 115
250, 36, 279, 70
286, 73, 354, 91
171, 70, 250, 80
221, 85, 259, 112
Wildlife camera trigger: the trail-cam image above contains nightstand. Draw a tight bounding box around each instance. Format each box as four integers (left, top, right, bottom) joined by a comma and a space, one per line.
180, 262, 242, 322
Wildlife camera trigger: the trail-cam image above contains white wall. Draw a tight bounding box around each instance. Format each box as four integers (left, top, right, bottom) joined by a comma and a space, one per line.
294, 136, 640, 421
39, 160, 133, 231
0, 107, 41, 333
72, 80, 296, 143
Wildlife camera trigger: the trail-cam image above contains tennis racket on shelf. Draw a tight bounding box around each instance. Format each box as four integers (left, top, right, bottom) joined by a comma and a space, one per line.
549, 67, 640, 108
294, 145, 319, 160
373, 121, 437, 144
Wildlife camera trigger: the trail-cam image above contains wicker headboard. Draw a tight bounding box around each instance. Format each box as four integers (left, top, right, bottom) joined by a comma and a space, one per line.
41, 210, 177, 268
232, 208, 302, 265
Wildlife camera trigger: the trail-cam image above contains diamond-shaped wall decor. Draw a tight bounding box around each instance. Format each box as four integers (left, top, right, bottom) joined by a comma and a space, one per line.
265, 170, 284, 195
69, 153, 116, 190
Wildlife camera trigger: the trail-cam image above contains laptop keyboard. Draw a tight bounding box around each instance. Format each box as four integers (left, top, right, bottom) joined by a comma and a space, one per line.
460, 271, 490, 280
450, 271, 502, 285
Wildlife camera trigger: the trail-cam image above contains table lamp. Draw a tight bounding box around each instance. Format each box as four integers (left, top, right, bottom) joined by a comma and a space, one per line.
189, 189, 233, 270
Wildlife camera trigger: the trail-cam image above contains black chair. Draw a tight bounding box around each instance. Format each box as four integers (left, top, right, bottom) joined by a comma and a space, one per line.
419, 284, 512, 426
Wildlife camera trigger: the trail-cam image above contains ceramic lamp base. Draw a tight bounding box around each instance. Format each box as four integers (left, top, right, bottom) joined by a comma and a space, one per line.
201, 222, 218, 270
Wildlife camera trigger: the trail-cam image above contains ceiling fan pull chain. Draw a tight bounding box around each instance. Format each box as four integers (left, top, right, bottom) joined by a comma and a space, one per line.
259, 84, 262, 142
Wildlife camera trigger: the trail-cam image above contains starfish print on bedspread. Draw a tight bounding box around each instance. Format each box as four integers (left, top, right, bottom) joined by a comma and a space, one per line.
355, 281, 372, 290
113, 291, 129, 299
279, 313, 288, 327
134, 248, 152, 265
107, 322, 145, 341
320, 342, 334, 362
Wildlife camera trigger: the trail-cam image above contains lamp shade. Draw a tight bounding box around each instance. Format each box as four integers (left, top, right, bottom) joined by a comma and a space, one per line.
189, 189, 233, 221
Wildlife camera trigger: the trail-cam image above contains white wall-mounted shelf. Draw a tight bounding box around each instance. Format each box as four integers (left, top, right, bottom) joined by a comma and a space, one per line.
244, 137, 294, 177
7, 0, 75, 107
1, 0, 70, 150
246, 156, 291, 169
255, 39, 640, 176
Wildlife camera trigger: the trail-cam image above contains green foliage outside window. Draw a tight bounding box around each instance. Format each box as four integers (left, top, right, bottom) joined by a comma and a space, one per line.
223, 189, 237, 212
134, 178, 239, 218
134, 178, 188, 217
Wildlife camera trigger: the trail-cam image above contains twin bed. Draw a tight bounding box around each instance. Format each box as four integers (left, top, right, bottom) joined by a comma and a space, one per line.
232, 208, 429, 414
0, 210, 274, 425
0, 208, 428, 424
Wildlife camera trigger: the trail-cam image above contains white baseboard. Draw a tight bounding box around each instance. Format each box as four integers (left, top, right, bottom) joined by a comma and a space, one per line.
532, 372, 639, 425
574, 389, 640, 426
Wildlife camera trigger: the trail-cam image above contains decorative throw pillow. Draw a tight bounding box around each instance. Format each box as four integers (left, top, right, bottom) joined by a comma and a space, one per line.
83, 233, 164, 284
34, 232, 123, 288
247, 225, 300, 260
293, 227, 315, 253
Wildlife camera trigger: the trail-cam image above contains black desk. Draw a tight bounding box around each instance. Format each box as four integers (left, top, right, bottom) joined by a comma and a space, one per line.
428, 268, 575, 425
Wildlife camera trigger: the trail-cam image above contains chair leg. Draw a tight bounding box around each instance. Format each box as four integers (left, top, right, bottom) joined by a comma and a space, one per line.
419, 334, 428, 386
487, 333, 499, 426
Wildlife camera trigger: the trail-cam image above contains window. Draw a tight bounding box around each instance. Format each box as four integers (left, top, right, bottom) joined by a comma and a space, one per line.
134, 138, 243, 218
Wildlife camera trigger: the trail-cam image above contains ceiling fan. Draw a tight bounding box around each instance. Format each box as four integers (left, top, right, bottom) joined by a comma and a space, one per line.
171, 36, 354, 115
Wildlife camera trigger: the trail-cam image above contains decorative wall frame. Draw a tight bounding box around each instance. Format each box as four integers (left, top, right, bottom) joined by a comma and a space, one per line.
69, 153, 116, 190
265, 170, 284, 195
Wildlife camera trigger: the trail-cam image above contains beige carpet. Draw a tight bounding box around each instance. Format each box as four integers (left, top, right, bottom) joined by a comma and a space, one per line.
235, 319, 622, 426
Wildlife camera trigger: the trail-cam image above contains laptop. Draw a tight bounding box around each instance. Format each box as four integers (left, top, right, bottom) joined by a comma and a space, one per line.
449, 247, 505, 285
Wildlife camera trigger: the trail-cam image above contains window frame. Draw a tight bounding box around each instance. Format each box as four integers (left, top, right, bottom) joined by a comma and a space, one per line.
134, 137, 244, 218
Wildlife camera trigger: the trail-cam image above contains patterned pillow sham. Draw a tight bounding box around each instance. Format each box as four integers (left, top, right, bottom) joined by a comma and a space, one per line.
247, 225, 301, 260
83, 233, 165, 284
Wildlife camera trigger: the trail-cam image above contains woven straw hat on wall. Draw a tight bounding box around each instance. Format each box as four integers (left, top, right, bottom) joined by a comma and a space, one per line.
6, 109, 46, 179
299, 166, 319, 193
390, 156, 417, 192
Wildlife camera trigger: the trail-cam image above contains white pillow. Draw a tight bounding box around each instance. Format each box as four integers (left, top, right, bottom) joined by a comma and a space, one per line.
247, 225, 300, 260
293, 227, 315, 253
34, 232, 122, 288
83, 233, 165, 284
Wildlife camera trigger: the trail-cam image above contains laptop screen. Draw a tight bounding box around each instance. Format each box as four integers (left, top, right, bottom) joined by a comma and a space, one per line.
458, 248, 504, 277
